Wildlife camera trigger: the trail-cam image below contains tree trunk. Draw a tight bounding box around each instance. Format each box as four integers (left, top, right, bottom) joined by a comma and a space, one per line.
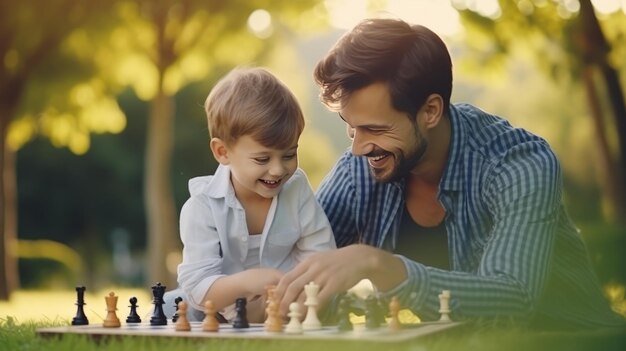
144, 90, 179, 288
578, 0, 626, 220
0, 104, 19, 300
582, 67, 625, 221
0, 111, 7, 300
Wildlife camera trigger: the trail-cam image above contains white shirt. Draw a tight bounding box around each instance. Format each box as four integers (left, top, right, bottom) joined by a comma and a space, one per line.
177, 164, 336, 311
243, 234, 262, 269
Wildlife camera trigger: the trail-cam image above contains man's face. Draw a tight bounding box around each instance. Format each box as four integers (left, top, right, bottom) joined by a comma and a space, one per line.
340, 82, 427, 183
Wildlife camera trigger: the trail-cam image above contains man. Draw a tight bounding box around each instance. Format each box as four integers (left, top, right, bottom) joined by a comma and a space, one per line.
275, 18, 624, 329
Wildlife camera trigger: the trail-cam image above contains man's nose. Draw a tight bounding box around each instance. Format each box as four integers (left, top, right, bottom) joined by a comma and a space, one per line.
350, 130, 366, 156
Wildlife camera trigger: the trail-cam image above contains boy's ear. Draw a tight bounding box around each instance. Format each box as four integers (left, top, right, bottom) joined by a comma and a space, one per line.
210, 138, 230, 165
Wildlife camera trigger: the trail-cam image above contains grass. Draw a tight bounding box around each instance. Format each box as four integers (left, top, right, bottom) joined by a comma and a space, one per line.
1, 289, 625, 351
1, 316, 625, 351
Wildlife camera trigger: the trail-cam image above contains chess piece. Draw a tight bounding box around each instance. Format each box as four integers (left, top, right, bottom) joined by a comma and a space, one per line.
126, 297, 142, 323
232, 297, 249, 328
388, 296, 401, 331
71, 286, 89, 325
175, 301, 191, 331
150, 282, 168, 326
438, 290, 452, 322
284, 302, 302, 334
336, 295, 353, 332
265, 297, 283, 333
365, 295, 381, 330
264, 285, 276, 329
202, 300, 219, 332
302, 281, 322, 330
172, 296, 183, 323
103, 292, 121, 328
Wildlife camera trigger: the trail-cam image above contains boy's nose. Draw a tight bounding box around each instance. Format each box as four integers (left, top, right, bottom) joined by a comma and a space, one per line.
269, 161, 287, 176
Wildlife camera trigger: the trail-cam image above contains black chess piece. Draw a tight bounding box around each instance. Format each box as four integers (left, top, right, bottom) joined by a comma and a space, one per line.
172, 296, 182, 323
149, 282, 168, 326
337, 295, 353, 332
232, 297, 249, 328
126, 296, 142, 323
364, 295, 381, 330
71, 286, 89, 325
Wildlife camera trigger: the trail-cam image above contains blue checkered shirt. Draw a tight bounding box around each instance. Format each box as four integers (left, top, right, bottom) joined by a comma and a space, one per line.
316, 103, 624, 328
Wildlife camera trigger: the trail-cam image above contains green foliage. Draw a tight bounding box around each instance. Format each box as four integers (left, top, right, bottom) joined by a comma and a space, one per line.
1, 0, 126, 154
453, 0, 626, 222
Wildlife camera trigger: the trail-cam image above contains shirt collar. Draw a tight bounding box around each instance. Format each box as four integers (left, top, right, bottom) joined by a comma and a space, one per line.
205, 164, 240, 207
439, 104, 467, 192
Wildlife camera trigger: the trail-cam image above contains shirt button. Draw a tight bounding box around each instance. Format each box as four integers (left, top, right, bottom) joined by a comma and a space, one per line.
410, 292, 417, 299
241, 236, 248, 242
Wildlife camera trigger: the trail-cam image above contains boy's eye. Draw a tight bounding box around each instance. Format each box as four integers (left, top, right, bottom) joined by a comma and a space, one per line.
253, 157, 269, 164
283, 154, 296, 160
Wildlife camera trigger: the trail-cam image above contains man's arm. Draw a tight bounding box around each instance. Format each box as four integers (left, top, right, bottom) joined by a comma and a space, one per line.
275, 244, 407, 316
278, 142, 563, 323
383, 141, 563, 321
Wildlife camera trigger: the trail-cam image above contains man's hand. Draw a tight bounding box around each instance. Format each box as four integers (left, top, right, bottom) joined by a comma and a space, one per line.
274, 244, 407, 316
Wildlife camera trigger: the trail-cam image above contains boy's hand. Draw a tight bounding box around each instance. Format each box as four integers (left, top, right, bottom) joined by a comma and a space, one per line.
240, 268, 284, 296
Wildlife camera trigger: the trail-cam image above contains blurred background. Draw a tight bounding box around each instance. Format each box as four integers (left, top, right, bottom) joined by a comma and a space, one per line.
0, 0, 625, 318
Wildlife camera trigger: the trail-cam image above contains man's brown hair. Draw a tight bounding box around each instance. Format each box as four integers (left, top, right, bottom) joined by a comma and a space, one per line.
314, 18, 453, 119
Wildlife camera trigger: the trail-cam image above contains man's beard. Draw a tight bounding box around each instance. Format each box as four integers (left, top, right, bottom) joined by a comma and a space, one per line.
369, 128, 427, 183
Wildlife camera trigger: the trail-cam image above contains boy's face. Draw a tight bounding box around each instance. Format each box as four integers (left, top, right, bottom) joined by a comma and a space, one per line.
222, 135, 299, 200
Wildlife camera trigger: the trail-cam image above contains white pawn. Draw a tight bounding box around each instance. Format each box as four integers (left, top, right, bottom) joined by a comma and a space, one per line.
302, 281, 322, 330
438, 290, 452, 322
284, 302, 303, 334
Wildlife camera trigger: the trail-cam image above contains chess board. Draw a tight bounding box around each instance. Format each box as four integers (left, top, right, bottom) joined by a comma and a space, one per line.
36, 321, 464, 343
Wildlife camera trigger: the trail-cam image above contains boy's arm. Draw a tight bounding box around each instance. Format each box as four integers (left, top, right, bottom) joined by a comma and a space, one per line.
177, 197, 226, 311
202, 268, 283, 311
178, 197, 284, 312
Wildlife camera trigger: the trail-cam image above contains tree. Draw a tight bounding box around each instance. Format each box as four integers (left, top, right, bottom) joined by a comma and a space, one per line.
454, 0, 626, 222
0, 0, 122, 300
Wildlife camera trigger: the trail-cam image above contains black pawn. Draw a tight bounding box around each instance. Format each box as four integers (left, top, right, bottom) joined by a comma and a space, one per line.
232, 297, 249, 328
150, 282, 168, 326
172, 296, 182, 323
71, 286, 89, 325
126, 297, 142, 323
337, 296, 353, 332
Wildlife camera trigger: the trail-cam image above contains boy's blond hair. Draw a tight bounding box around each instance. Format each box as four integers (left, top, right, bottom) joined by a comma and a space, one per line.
205, 67, 304, 149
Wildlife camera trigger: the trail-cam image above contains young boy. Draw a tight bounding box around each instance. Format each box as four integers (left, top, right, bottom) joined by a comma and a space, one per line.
164, 67, 336, 322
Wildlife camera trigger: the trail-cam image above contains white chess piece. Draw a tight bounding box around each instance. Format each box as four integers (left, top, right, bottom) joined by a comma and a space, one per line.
438, 290, 452, 322
284, 302, 303, 334
302, 281, 322, 330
